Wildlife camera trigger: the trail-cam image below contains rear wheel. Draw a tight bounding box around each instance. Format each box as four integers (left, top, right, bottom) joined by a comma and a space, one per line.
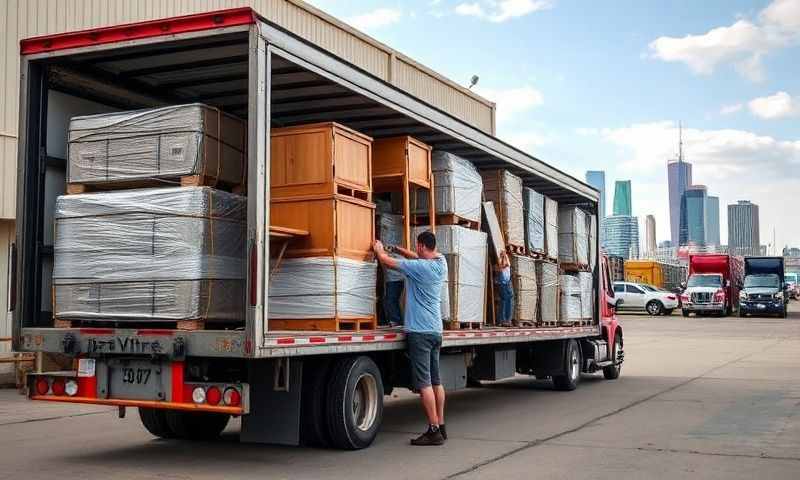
603, 332, 623, 380
138, 408, 175, 439
164, 411, 230, 440
552, 340, 581, 391
682, 309, 689, 317
646, 300, 664, 316
325, 356, 384, 450
301, 360, 332, 447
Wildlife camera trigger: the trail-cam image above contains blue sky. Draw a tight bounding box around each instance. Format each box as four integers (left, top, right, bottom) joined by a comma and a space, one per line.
310, 0, 800, 249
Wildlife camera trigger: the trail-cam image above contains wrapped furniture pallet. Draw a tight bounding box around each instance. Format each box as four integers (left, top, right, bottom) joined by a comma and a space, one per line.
416, 225, 486, 328
587, 214, 597, 270
523, 187, 545, 256
535, 261, 559, 324
544, 196, 559, 260
268, 257, 377, 331
68, 104, 246, 192
481, 169, 525, 253
559, 274, 583, 325
377, 213, 405, 282
507, 254, 538, 326
578, 272, 594, 320
415, 151, 483, 226
558, 206, 588, 268
53, 187, 246, 329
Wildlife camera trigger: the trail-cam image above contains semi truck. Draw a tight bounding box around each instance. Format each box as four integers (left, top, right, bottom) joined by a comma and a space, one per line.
681, 254, 743, 317
739, 257, 787, 318
11, 8, 624, 450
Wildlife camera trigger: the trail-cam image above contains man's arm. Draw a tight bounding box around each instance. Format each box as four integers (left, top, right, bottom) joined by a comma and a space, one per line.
374, 240, 400, 269
393, 245, 419, 259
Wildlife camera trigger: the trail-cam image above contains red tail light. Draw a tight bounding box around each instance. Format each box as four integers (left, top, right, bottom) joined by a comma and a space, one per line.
51, 378, 66, 396
35, 378, 49, 395
206, 386, 222, 406
223, 387, 241, 406
667, 295, 676, 300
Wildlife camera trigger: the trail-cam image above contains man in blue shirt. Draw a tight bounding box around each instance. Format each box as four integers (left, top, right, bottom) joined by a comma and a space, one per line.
374, 230, 448, 446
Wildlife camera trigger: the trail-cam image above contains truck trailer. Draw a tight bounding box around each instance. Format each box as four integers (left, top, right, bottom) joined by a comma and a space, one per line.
739, 257, 787, 318
11, 8, 623, 450
681, 254, 743, 317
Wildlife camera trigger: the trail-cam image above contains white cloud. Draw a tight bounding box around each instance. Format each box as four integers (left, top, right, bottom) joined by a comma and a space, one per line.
455, 0, 552, 23
648, 0, 800, 81
346, 8, 402, 31
747, 91, 799, 119
501, 130, 552, 152
720, 103, 743, 115
473, 85, 544, 121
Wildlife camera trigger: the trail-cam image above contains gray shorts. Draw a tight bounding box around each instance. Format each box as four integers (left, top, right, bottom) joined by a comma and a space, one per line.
407, 332, 442, 390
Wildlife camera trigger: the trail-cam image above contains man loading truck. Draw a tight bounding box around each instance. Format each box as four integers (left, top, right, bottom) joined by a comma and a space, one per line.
374, 231, 449, 446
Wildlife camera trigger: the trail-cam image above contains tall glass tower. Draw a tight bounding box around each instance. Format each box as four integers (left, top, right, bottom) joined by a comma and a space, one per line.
680, 185, 707, 245
612, 180, 632, 216
668, 126, 692, 245
705, 195, 720, 246
585, 171, 606, 220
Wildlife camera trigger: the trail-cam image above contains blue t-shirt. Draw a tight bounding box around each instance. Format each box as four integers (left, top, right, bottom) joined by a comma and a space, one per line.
396, 256, 448, 333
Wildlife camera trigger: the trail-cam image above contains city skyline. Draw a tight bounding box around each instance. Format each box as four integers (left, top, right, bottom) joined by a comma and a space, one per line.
728, 200, 761, 256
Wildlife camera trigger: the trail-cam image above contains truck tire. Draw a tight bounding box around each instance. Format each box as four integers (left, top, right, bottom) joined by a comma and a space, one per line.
301, 360, 332, 447
164, 411, 230, 440
603, 332, 623, 380
664, 309, 674, 316
325, 356, 384, 450
646, 300, 664, 316
552, 340, 581, 391
682, 309, 689, 317
138, 408, 175, 439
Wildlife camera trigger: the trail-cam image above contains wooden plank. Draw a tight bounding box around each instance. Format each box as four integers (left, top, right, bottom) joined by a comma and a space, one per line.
482, 201, 505, 263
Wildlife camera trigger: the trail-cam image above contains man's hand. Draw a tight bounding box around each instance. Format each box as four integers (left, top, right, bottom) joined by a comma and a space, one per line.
373, 240, 385, 255
374, 240, 399, 269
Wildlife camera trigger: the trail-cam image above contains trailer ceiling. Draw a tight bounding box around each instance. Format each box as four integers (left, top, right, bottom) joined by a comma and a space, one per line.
40, 29, 595, 205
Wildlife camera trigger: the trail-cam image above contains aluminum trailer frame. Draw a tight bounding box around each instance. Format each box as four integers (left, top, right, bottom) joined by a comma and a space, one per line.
14, 8, 602, 360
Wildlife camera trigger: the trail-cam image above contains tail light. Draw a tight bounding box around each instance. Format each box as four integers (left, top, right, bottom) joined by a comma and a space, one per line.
65, 379, 79, 397
35, 378, 49, 396
51, 378, 66, 396
667, 295, 676, 300
223, 387, 241, 406
206, 386, 222, 406
192, 387, 206, 404
714, 289, 725, 302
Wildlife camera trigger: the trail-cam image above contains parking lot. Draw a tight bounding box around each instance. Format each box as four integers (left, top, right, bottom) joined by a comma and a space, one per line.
1, 304, 798, 480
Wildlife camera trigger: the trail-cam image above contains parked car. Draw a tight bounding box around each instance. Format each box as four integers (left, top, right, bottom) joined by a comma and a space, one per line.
613, 281, 679, 316
785, 272, 799, 300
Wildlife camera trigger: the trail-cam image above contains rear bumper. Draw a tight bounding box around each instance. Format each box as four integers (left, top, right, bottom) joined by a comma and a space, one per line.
684, 303, 725, 313
30, 395, 243, 414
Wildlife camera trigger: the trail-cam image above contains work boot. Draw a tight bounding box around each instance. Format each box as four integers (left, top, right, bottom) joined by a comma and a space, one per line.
439, 424, 447, 440
410, 425, 445, 446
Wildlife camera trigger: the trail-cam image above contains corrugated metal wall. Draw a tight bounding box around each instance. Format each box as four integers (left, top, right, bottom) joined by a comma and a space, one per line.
0, 221, 13, 357
0, 0, 495, 221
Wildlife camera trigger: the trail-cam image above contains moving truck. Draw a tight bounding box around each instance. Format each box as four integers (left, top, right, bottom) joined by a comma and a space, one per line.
739, 257, 787, 318
624, 260, 663, 288
681, 254, 743, 317
11, 8, 623, 450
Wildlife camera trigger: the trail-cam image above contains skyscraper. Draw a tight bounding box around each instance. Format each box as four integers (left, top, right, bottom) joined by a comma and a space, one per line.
680, 185, 707, 245
667, 126, 692, 245
585, 171, 606, 220
603, 216, 640, 259
728, 200, 760, 256
705, 195, 720, 246
645, 215, 656, 255
613, 180, 632, 216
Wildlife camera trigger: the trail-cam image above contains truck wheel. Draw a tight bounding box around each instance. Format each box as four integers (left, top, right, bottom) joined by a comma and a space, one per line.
682, 309, 689, 317
646, 300, 664, 316
325, 356, 384, 450
164, 411, 230, 440
552, 340, 581, 391
664, 309, 674, 316
603, 332, 623, 380
301, 360, 332, 447
138, 408, 175, 439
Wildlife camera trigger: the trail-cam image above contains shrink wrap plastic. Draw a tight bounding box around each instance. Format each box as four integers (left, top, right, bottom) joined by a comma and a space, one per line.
578, 272, 594, 320
415, 225, 486, 324
268, 257, 377, 318
68, 104, 245, 184
588, 214, 597, 270
509, 254, 538, 324
53, 187, 246, 322
558, 206, 588, 265
536, 261, 559, 323
481, 169, 525, 247
523, 188, 545, 254
544, 197, 559, 259
415, 151, 483, 222
559, 274, 583, 323
377, 213, 405, 282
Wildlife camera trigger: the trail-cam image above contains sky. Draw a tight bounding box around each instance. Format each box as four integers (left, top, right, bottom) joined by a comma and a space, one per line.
308, 0, 800, 250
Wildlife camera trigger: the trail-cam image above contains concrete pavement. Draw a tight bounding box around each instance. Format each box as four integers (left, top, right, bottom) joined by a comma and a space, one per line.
0, 304, 798, 479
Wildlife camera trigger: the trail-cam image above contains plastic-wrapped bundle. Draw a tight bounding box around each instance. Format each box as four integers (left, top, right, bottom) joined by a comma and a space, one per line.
509, 254, 538, 325
587, 214, 597, 270
377, 213, 405, 283
535, 261, 559, 323
481, 169, 525, 248
268, 257, 377, 319
523, 188, 545, 254
558, 206, 588, 265
559, 274, 583, 324
415, 151, 483, 222
53, 187, 246, 322
416, 225, 486, 325
578, 272, 594, 320
68, 104, 246, 185
544, 197, 559, 259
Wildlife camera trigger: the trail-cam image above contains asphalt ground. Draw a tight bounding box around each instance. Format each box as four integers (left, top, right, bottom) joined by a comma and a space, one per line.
1, 303, 798, 479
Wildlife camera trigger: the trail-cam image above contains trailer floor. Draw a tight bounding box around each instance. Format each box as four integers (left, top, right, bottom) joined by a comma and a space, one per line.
1, 304, 799, 479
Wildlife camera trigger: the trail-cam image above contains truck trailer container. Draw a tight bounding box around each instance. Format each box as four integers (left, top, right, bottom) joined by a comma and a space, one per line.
681, 254, 743, 317
739, 257, 787, 318
12, 8, 623, 450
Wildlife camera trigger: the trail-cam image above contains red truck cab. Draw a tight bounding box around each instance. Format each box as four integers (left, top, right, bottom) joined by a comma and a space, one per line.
681, 254, 744, 317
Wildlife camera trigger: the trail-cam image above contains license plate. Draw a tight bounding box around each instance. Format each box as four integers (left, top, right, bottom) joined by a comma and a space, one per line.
108, 359, 166, 401
757, 304, 766, 309
77, 358, 96, 378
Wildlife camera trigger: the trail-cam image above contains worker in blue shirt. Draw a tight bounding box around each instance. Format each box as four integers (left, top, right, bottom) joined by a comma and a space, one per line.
374, 230, 448, 446
495, 251, 514, 327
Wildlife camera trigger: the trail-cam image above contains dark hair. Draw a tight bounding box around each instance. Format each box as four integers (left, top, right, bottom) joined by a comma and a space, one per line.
417, 230, 436, 250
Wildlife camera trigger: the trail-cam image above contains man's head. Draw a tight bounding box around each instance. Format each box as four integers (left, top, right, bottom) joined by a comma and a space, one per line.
416, 230, 437, 258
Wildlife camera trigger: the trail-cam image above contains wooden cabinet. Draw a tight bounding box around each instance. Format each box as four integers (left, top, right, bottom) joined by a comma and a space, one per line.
271, 122, 372, 200
270, 194, 375, 261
